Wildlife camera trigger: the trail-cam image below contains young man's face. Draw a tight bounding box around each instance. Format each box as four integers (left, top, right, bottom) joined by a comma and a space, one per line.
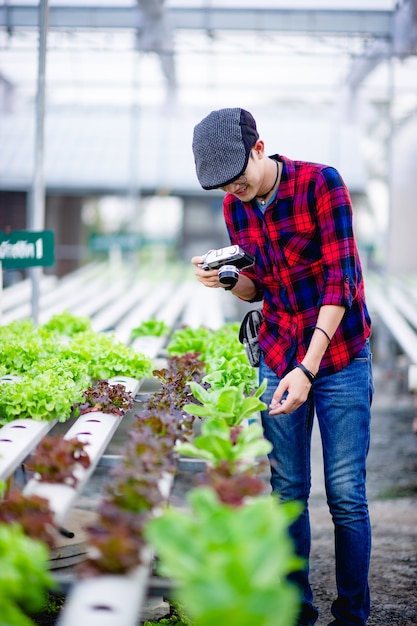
218, 141, 265, 201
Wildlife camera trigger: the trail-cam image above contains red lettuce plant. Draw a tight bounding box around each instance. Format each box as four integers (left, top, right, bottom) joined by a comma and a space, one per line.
77, 354, 202, 577
0, 490, 57, 548
77, 342, 268, 579
73, 379, 134, 416
151, 352, 206, 411
26, 435, 91, 487
78, 503, 151, 577
194, 459, 269, 508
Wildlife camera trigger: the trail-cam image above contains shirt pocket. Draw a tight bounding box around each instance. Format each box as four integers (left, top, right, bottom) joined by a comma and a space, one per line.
278, 228, 321, 267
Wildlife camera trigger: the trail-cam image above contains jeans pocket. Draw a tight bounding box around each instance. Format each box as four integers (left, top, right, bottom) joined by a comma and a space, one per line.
352, 339, 371, 362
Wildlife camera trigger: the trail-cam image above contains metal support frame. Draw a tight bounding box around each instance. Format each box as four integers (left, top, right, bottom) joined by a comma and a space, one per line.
27, 0, 48, 325
0, 5, 393, 37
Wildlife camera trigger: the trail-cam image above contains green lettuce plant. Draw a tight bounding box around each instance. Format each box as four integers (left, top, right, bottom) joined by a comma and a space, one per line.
175, 418, 271, 470
130, 318, 171, 340
205, 325, 246, 361
42, 310, 92, 335
183, 379, 267, 426
145, 487, 303, 626
61, 331, 152, 380
202, 355, 257, 394
167, 324, 245, 365
166, 323, 259, 395
0, 523, 56, 626
0, 316, 152, 422
0, 329, 59, 375
0, 369, 87, 424
167, 326, 212, 358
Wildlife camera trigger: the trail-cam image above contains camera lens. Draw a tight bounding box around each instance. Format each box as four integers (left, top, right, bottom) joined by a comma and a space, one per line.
218, 264, 239, 288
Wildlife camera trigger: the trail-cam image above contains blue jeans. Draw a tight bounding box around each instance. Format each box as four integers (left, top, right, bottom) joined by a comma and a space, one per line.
259, 341, 373, 626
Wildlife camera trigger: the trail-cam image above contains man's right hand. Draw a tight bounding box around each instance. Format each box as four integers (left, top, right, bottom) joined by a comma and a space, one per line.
191, 256, 257, 300
191, 256, 223, 288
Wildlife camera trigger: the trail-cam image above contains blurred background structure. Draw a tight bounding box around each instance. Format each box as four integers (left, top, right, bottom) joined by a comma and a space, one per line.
0, 0, 416, 278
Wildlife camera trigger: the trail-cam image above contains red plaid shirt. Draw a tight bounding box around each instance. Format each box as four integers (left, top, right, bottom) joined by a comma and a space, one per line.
224, 154, 372, 377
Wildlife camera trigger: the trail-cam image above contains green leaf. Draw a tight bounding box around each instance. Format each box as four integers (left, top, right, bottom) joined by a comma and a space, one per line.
145, 489, 303, 626
176, 419, 271, 468
187, 381, 211, 404
184, 382, 267, 426
0, 523, 55, 623
174, 442, 214, 462
201, 417, 230, 437
130, 318, 171, 339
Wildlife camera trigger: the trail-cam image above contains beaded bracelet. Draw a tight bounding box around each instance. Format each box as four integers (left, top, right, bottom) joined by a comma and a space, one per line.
314, 325, 331, 344
294, 363, 316, 384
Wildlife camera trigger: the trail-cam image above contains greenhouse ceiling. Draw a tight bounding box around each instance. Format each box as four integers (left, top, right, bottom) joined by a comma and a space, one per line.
0, 1, 415, 112
0, 1, 416, 196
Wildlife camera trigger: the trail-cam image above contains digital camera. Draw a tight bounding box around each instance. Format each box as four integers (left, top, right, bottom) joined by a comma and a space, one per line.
199, 245, 255, 289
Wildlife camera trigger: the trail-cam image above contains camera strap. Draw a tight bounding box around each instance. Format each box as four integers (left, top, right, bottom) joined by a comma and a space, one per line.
238, 309, 264, 367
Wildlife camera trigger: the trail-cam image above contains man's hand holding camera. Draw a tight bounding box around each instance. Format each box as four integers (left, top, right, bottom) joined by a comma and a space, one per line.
192, 245, 255, 291
192, 255, 224, 289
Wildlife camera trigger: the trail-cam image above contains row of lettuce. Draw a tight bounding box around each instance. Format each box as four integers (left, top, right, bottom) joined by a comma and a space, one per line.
0, 312, 303, 626
0, 312, 152, 424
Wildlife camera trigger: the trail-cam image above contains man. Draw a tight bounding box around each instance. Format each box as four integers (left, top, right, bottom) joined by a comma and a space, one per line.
191, 107, 373, 626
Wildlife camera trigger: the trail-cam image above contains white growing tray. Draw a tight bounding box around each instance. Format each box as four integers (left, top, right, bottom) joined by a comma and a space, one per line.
57, 474, 174, 626
57, 557, 152, 626
0, 341, 172, 625
0, 417, 58, 481
22, 376, 141, 526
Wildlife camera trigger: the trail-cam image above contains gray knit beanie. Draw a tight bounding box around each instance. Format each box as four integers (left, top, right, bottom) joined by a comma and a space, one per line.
192, 108, 259, 190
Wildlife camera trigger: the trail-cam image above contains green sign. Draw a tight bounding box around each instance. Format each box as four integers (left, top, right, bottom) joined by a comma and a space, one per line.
0, 230, 55, 268
89, 233, 142, 253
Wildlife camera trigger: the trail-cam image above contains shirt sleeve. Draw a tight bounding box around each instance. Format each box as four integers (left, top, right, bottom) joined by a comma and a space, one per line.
314, 167, 361, 310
